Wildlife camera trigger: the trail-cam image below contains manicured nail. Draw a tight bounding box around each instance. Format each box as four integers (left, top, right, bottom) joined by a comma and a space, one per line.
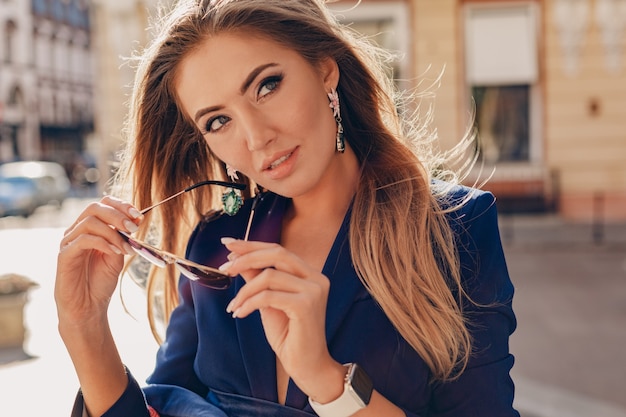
129, 207, 142, 219
221, 237, 236, 245
219, 261, 233, 271
231, 308, 240, 319
124, 220, 139, 233
226, 299, 235, 313
109, 244, 122, 255
123, 243, 134, 255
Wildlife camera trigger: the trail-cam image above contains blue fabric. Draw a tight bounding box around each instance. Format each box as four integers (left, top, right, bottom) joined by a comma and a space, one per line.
72, 185, 519, 417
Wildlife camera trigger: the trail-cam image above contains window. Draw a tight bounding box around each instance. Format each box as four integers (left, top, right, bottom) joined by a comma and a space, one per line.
472, 85, 529, 162
4, 20, 17, 63
8, 85, 23, 107
464, 3, 539, 164
328, 2, 410, 88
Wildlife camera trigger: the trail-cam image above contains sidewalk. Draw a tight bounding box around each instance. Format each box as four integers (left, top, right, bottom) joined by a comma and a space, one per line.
0, 228, 159, 416
500, 214, 626, 416
1, 215, 625, 416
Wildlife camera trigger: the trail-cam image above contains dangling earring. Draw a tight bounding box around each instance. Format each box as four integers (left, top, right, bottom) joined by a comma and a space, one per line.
222, 164, 243, 216
328, 88, 345, 153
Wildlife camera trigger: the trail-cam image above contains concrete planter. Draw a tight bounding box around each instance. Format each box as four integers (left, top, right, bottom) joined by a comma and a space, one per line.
0, 274, 38, 349
0, 292, 29, 348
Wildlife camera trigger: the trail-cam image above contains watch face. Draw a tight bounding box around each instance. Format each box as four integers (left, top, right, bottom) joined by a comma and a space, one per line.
348, 364, 374, 406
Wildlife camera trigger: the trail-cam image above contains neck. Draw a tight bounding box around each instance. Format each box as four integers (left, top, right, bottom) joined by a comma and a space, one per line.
289, 149, 359, 224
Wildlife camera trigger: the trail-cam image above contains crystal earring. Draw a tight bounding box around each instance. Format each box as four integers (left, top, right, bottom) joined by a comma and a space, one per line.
328, 88, 345, 153
222, 164, 243, 216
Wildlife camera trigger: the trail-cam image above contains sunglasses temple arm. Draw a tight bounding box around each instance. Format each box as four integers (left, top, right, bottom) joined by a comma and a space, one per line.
243, 190, 264, 241
140, 189, 188, 215
140, 181, 247, 215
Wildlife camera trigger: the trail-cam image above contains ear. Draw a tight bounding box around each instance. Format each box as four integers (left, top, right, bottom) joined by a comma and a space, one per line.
318, 57, 340, 91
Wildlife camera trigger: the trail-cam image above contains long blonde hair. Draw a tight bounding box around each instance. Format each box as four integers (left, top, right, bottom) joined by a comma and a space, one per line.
116, 0, 473, 381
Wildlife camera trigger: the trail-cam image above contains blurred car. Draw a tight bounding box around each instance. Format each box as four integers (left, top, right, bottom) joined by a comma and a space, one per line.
0, 176, 39, 217
0, 161, 71, 216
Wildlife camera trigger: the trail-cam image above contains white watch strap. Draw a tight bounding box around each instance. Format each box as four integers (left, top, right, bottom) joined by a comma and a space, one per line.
308, 364, 365, 417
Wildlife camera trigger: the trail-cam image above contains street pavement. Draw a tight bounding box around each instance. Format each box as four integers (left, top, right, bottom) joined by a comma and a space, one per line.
0, 200, 625, 416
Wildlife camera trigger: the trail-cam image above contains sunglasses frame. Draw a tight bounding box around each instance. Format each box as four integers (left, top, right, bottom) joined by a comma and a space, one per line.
117, 180, 262, 290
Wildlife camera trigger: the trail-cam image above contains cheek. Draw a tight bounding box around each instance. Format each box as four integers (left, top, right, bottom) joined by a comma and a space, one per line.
282, 88, 335, 137
203, 138, 236, 167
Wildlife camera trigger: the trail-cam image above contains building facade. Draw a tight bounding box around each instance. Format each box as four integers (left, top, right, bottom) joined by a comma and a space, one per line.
32, 0, 94, 169
335, 0, 626, 221
0, 0, 37, 161
0, 0, 94, 175
88, 0, 158, 191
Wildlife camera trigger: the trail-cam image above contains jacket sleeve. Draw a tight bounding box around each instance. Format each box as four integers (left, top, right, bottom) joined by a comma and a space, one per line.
426, 191, 520, 417
70, 369, 156, 417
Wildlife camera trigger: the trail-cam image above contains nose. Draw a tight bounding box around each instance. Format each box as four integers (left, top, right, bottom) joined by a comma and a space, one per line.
239, 108, 276, 152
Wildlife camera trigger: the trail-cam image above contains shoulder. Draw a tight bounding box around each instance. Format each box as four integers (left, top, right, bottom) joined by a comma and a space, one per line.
431, 180, 498, 228
433, 182, 514, 304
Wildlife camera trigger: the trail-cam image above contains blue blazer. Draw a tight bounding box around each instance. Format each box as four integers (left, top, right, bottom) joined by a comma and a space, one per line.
74, 185, 519, 417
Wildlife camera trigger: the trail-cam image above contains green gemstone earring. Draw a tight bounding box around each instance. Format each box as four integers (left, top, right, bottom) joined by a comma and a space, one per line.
222, 165, 243, 216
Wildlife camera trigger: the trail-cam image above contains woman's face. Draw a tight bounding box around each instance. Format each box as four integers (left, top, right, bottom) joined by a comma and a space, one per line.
175, 32, 353, 199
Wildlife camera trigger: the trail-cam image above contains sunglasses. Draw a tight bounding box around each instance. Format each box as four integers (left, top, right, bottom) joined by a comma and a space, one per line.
117, 180, 261, 290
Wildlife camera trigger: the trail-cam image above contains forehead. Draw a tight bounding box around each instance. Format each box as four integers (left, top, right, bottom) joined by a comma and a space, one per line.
174, 33, 314, 113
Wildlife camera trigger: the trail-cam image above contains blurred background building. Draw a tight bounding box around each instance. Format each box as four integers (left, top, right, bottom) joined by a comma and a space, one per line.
1, 0, 625, 220
333, 0, 626, 221
0, 0, 93, 177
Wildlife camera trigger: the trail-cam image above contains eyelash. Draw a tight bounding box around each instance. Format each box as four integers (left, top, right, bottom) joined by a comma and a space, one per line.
202, 73, 284, 135
257, 73, 283, 99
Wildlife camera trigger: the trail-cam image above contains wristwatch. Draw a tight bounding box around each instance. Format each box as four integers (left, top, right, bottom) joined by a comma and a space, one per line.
308, 363, 374, 417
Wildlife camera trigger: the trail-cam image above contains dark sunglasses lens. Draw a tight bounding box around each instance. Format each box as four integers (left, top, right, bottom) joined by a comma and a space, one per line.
175, 262, 232, 290
124, 237, 167, 268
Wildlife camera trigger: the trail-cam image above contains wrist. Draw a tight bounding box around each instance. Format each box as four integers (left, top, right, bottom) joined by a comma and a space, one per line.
308, 363, 374, 417
58, 315, 111, 349
301, 361, 347, 404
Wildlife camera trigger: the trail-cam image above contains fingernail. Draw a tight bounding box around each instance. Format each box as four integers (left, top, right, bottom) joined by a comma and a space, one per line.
109, 244, 122, 255
124, 220, 139, 233
221, 237, 236, 245
129, 207, 142, 219
226, 299, 235, 313
218, 261, 233, 271
232, 308, 240, 319
123, 243, 134, 255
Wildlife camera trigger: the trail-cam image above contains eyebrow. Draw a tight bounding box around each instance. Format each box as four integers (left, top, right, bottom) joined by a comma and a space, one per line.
193, 62, 280, 123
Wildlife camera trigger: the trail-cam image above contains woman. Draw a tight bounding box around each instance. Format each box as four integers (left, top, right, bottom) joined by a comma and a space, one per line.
55, 0, 519, 416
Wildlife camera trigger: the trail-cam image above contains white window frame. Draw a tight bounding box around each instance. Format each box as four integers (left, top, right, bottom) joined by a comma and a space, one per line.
464, 2, 543, 164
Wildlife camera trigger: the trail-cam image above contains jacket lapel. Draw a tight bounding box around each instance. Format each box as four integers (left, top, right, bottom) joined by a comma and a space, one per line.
234, 193, 287, 401
286, 206, 368, 408
233, 194, 366, 407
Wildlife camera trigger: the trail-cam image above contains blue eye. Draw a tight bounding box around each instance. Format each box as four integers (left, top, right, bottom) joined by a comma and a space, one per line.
205, 115, 230, 133
258, 75, 283, 99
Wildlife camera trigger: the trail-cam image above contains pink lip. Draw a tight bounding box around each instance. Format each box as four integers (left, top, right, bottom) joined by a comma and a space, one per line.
260, 147, 298, 171
259, 147, 299, 180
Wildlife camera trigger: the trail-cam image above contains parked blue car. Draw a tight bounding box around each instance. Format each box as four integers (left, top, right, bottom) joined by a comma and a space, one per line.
0, 176, 39, 217
0, 161, 71, 217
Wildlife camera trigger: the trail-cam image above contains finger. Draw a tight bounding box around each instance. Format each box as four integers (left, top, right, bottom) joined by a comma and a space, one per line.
64, 197, 143, 238
227, 268, 327, 315
59, 233, 124, 258
229, 278, 322, 320
221, 243, 312, 279
221, 237, 275, 255
61, 215, 134, 255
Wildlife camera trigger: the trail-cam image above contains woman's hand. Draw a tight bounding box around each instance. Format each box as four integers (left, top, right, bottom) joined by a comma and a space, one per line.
55, 196, 143, 416
219, 238, 344, 399
55, 196, 141, 327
